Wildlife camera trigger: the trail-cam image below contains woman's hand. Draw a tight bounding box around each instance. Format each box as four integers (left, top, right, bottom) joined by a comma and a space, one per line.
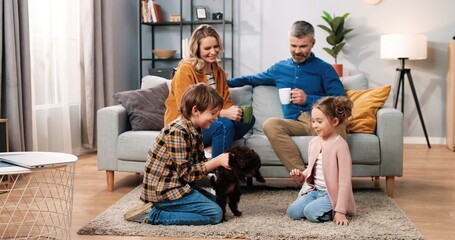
334, 212, 349, 225
289, 169, 305, 183
220, 106, 242, 121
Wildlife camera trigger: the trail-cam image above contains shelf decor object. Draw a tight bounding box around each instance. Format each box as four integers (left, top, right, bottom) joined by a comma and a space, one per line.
380, 34, 431, 148
152, 49, 177, 59
196, 6, 207, 20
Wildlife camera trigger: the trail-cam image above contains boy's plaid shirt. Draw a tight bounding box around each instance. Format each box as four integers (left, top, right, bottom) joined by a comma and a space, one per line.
141, 117, 208, 203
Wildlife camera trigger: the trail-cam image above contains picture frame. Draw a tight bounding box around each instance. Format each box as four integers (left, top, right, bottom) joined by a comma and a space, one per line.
196, 7, 207, 19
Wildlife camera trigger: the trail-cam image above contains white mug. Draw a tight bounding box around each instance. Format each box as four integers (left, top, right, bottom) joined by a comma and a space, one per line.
278, 88, 292, 104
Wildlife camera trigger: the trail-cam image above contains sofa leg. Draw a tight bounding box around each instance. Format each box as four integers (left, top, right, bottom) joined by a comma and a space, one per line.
106, 170, 114, 192
386, 176, 395, 198
372, 176, 380, 188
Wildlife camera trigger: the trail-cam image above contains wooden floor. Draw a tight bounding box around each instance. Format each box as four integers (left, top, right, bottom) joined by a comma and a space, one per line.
71, 144, 455, 240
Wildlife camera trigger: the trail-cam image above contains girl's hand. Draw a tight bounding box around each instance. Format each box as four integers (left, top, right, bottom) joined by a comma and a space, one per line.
334, 212, 349, 225
289, 169, 304, 183
220, 106, 242, 121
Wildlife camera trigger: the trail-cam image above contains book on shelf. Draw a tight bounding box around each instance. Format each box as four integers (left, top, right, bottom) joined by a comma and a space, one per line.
146, 0, 164, 23
141, 0, 150, 23
153, 2, 164, 23
148, 0, 156, 22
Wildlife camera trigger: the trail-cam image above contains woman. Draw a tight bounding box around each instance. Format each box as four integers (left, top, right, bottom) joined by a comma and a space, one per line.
164, 24, 255, 157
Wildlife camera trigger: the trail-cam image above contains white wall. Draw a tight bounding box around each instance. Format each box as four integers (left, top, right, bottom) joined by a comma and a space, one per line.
233, 0, 455, 142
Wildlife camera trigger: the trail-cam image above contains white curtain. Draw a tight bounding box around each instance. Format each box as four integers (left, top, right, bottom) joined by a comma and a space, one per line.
28, 0, 82, 154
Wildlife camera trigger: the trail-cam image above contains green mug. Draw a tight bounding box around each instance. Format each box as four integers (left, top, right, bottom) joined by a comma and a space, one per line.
241, 105, 253, 124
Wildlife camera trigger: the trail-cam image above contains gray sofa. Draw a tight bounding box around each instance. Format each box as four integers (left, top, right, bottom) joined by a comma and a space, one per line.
97, 74, 403, 197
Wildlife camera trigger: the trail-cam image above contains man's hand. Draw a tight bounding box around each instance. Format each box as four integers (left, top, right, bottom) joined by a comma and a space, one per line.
220, 106, 242, 121
291, 88, 307, 105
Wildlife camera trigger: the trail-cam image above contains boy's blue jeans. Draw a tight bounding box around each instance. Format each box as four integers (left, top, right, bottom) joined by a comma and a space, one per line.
287, 189, 333, 222
203, 116, 256, 157
147, 187, 223, 225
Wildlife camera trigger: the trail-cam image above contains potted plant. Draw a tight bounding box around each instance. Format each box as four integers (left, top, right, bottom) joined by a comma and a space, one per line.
317, 11, 353, 77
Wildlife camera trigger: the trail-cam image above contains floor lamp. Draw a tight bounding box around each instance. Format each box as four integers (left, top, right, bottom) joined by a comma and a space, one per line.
380, 34, 431, 148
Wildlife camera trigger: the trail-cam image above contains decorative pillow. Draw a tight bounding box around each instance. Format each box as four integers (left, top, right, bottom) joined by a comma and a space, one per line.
341, 74, 369, 90
345, 85, 391, 133
114, 82, 169, 131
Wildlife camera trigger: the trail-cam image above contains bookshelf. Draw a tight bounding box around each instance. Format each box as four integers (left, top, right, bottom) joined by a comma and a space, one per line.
139, 0, 234, 84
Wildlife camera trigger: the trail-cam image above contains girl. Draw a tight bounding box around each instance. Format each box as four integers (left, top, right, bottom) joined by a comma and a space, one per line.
287, 96, 356, 225
164, 24, 255, 158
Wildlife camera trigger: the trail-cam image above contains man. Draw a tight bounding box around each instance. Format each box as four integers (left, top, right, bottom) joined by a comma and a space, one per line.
228, 20, 345, 171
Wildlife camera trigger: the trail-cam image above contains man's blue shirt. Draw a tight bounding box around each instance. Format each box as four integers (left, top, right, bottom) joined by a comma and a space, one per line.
228, 53, 345, 120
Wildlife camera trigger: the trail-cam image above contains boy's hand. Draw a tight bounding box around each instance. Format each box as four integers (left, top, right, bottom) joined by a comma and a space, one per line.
334, 212, 349, 225
218, 153, 231, 170
205, 153, 230, 172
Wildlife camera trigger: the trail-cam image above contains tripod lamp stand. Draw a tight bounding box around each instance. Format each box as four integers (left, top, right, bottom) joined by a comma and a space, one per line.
380, 34, 431, 148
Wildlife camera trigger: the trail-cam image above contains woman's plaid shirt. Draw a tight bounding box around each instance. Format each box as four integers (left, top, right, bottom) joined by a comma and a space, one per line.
141, 117, 208, 203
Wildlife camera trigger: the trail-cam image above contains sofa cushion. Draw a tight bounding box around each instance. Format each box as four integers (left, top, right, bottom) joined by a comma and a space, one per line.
117, 131, 160, 161
114, 82, 169, 131
346, 85, 391, 133
246, 133, 380, 166
252, 86, 283, 133
229, 85, 253, 107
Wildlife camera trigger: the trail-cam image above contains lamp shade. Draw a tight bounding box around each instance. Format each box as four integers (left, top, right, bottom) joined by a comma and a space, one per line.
380, 34, 427, 60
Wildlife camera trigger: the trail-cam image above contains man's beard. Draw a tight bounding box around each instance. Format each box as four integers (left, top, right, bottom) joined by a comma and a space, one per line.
292, 53, 309, 63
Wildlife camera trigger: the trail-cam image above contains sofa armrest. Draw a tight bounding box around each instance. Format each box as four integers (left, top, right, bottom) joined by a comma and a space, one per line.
97, 105, 129, 171
376, 107, 403, 176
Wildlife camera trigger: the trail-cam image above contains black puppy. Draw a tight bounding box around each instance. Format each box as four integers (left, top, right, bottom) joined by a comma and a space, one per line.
210, 146, 266, 221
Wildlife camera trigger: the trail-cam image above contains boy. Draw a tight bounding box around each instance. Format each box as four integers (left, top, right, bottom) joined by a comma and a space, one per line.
125, 83, 230, 225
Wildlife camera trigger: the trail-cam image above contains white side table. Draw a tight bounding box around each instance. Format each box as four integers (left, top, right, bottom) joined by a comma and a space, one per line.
0, 152, 77, 239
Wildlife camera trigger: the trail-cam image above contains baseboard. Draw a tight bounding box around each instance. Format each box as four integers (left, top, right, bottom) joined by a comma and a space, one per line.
403, 137, 445, 145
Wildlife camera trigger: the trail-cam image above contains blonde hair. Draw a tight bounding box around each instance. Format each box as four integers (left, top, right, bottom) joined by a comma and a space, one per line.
179, 83, 224, 120
180, 24, 223, 75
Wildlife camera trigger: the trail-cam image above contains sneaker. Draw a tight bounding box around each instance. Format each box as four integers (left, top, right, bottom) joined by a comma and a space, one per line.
124, 202, 152, 223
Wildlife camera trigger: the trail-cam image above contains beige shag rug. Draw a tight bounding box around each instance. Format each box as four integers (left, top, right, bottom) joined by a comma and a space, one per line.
78, 185, 424, 240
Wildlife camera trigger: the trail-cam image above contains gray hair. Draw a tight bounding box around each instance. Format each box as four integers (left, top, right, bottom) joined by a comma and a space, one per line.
289, 21, 314, 39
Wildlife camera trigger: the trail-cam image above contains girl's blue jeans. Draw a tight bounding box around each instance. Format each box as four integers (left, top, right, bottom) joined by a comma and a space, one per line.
147, 187, 223, 225
203, 116, 256, 157
287, 189, 333, 222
